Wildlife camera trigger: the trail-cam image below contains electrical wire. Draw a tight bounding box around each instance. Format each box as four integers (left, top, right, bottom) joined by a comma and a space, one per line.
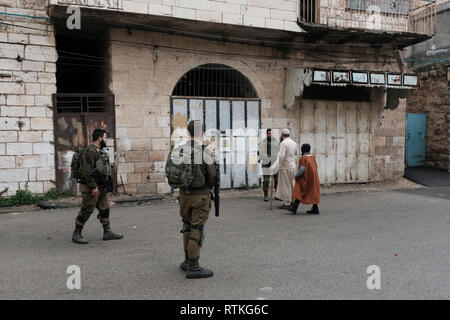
56, 49, 109, 60
57, 62, 108, 68
0, 19, 436, 66
50, 28, 400, 65
58, 55, 110, 63
0, 12, 50, 20
0, 21, 51, 33
79, 9, 432, 48
0, 4, 434, 49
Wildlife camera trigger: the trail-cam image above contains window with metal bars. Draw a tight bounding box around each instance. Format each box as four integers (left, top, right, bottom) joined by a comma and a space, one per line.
299, 0, 318, 23
347, 0, 414, 15
172, 64, 258, 98
53, 94, 113, 114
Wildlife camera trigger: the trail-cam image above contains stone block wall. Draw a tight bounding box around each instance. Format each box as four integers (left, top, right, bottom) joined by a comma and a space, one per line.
110, 27, 406, 193
49, 0, 420, 34
49, 0, 303, 32
370, 89, 408, 181
110, 28, 300, 194
0, 1, 410, 196
0, 0, 57, 196
407, 62, 450, 171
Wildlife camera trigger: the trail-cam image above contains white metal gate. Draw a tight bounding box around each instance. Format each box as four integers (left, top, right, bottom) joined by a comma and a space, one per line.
299, 101, 370, 183
171, 98, 261, 189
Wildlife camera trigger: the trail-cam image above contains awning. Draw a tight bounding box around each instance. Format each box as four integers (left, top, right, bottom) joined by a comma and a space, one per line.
284, 68, 416, 110
310, 69, 417, 89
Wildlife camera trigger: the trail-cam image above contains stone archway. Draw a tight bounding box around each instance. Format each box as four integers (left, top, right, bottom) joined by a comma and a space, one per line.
170, 63, 262, 189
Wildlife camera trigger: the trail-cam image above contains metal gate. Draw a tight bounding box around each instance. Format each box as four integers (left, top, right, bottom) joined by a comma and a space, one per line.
52, 94, 117, 193
299, 100, 371, 183
406, 113, 427, 167
171, 98, 261, 189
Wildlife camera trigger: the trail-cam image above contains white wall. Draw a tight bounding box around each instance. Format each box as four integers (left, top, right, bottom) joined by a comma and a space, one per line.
0, 0, 57, 196
49, 0, 303, 32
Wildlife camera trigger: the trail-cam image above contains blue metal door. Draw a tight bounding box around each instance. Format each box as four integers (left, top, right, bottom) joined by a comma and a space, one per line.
406, 113, 426, 167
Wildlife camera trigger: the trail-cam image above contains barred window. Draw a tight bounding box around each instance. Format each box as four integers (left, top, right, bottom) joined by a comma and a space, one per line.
172, 64, 258, 98
347, 0, 414, 15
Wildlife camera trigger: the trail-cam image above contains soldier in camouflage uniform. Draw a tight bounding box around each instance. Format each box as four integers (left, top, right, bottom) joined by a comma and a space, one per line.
176, 121, 217, 279
72, 129, 123, 244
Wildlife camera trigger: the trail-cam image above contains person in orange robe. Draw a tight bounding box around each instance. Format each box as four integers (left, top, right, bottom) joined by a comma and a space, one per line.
289, 143, 320, 215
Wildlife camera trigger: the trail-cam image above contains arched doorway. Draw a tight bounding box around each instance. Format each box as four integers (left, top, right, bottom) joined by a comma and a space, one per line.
171, 64, 261, 189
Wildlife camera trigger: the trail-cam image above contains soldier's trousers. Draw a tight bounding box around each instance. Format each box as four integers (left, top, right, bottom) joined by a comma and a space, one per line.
263, 173, 278, 193
76, 184, 110, 227
179, 193, 211, 260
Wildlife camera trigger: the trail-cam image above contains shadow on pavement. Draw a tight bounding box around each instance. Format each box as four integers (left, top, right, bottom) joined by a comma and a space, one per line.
404, 167, 450, 187
392, 187, 450, 201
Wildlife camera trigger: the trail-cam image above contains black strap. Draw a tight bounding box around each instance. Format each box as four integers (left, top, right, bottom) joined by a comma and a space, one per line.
191, 224, 204, 231
189, 236, 202, 246
180, 220, 191, 233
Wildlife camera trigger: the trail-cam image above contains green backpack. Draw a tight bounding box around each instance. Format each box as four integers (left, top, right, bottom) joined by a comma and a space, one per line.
165, 144, 206, 189
165, 148, 194, 189
70, 145, 102, 181
71, 146, 88, 181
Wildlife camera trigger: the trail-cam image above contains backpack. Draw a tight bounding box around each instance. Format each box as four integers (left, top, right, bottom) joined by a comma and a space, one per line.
70, 145, 101, 181
70, 146, 87, 181
165, 143, 206, 189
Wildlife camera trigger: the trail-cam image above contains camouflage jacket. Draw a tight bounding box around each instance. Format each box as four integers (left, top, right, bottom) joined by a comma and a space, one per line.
80, 144, 111, 190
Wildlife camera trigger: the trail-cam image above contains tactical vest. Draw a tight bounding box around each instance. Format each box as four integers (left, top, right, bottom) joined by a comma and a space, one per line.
166, 142, 206, 191
90, 145, 111, 177
183, 142, 207, 189
189, 156, 206, 189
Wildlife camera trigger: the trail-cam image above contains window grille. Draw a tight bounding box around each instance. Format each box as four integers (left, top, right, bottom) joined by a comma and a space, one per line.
53, 94, 113, 114
172, 64, 258, 98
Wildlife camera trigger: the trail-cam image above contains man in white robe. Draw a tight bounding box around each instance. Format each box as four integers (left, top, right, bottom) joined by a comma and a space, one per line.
270, 128, 298, 209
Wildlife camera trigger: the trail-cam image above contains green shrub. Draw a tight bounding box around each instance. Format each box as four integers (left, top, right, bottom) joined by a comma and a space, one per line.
238, 183, 261, 190
0, 187, 74, 207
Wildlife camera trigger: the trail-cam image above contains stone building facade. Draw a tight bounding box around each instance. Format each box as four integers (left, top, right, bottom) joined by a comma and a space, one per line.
0, 0, 436, 195
407, 62, 450, 171
406, 0, 449, 172
0, 0, 57, 196
110, 28, 410, 194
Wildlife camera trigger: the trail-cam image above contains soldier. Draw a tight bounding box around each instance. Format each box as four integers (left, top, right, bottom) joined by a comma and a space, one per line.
72, 129, 123, 244
167, 120, 217, 279
258, 128, 279, 201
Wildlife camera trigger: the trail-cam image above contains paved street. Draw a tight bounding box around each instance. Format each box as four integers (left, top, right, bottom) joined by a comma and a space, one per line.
0, 188, 449, 300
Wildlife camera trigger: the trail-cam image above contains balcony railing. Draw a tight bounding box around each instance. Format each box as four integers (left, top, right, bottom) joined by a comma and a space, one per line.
298, 0, 437, 35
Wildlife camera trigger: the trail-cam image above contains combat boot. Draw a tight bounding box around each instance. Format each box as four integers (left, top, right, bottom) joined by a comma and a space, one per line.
180, 251, 189, 272
72, 225, 88, 244
186, 258, 214, 279
307, 204, 320, 215
103, 224, 124, 240
263, 191, 269, 202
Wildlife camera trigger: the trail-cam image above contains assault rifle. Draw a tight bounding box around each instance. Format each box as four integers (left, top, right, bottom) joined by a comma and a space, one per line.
213, 163, 220, 217
92, 168, 114, 193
